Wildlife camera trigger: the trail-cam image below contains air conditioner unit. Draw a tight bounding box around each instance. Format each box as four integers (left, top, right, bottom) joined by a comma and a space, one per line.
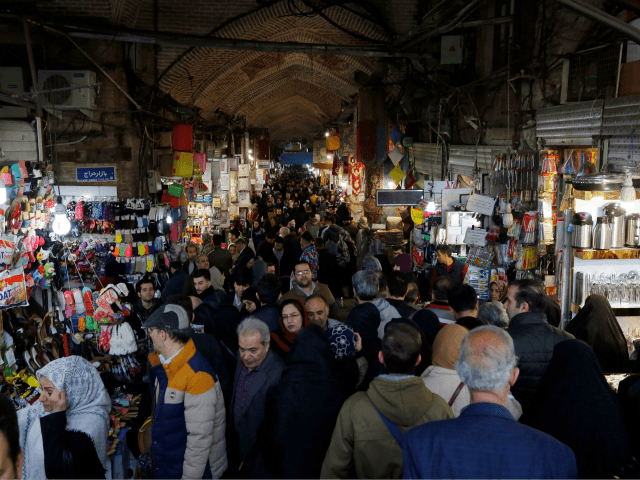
37, 70, 97, 119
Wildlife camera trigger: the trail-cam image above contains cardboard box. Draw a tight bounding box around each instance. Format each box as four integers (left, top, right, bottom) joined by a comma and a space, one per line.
618, 60, 640, 97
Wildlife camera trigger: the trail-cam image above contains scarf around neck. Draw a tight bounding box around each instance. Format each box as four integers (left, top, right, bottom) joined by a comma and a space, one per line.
18, 356, 111, 479
271, 299, 311, 353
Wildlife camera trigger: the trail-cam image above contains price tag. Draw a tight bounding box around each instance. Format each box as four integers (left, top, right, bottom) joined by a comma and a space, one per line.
465, 194, 496, 216
5, 347, 16, 367
463, 228, 488, 246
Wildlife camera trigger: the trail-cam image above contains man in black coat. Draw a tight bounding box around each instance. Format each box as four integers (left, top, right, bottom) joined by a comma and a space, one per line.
385, 272, 420, 319
182, 243, 199, 275
228, 318, 284, 473
162, 261, 187, 303
252, 274, 282, 333
504, 279, 574, 413
250, 326, 347, 479
234, 238, 255, 272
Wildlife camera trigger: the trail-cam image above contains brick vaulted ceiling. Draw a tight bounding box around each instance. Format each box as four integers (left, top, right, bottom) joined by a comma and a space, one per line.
37, 0, 419, 143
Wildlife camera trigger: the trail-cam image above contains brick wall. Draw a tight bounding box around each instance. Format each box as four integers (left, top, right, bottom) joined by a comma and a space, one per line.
45, 41, 142, 199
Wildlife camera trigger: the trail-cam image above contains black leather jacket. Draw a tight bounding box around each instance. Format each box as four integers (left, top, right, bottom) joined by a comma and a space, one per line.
507, 312, 574, 411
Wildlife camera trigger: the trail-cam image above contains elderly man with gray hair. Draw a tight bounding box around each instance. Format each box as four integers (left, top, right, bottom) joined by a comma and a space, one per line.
353, 270, 401, 339
228, 318, 284, 473
478, 301, 510, 328
403, 326, 578, 479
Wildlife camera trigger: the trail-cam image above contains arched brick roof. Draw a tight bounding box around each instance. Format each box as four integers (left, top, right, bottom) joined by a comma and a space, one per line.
153, 2, 387, 141
36, 0, 420, 142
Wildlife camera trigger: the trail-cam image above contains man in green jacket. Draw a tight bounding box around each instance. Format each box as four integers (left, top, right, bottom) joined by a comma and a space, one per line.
320, 323, 454, 479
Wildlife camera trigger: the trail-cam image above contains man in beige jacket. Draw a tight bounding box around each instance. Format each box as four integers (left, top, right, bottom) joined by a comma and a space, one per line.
320, 323, 454, 479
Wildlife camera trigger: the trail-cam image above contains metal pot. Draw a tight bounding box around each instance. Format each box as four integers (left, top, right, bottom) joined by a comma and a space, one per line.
626, 214, 640, 246
593, 216, 612, 250
603, 203, 626, 248
572, 212, 593, 248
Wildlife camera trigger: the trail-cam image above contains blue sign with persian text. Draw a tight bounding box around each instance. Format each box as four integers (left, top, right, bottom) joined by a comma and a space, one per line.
76, 167, 116, 182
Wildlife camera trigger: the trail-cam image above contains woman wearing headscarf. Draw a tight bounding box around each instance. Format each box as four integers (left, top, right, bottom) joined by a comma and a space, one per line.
489, 280, 508, 303
209, 265, 225, 291
565, 295, 630, 373
270, 299, 310, 360
520, 340, 632, 478
367, 239, 393, 275
355, 217, 371, 270
240, 286, 261, 317
248, 325, 348, 479
18, 356, 110, 479
421, 324, 522, 418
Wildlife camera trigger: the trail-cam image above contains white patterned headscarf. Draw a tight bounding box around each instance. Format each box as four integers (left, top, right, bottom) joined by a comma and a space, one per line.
17, 356, 111, 479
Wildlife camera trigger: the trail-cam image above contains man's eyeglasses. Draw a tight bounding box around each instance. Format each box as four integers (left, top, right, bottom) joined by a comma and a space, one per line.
295, 270, 311, 276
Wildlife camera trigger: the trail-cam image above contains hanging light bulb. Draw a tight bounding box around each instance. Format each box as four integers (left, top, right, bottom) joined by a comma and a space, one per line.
426, 198, 436, 213
52, 202, 71, 235
620, 172, 636, 203
0, 179, 6, 204
325, 131, 330, 137
327, 154, 332, 160
166, 211, 173, 225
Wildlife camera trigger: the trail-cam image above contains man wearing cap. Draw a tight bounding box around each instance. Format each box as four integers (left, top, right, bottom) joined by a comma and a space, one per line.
144, 305, 228, 479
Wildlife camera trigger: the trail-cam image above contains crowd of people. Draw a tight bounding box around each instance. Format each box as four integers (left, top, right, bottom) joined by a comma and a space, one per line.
2, 169, 640, 479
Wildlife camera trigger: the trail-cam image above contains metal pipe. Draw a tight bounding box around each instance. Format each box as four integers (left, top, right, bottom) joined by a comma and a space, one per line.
560, 205, 574, 329
23, 19, 44, 166
553, 0, 640, 45
47, 24, 432, 59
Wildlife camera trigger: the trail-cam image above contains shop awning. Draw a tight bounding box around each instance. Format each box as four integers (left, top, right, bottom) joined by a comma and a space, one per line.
407, 142, 443, 178
280, 152, 313, 165
448, 145, 503, 177
536, 100, 604, 146
602, 94, 640, 171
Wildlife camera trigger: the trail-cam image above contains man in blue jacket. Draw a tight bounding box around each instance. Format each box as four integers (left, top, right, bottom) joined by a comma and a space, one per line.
402, 325, 578, 479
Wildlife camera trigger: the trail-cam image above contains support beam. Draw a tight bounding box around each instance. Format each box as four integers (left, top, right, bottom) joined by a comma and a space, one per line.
0, 90, 35, 110
42, 24, 431, 59
553, 0, 640, 45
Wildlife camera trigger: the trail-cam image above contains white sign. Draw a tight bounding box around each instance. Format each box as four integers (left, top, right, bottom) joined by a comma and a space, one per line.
238, 164, 250, 177
464, 228, 487, 246
220, 173, 230, 191
466, 194, 496, 216
238, 177, 249, 191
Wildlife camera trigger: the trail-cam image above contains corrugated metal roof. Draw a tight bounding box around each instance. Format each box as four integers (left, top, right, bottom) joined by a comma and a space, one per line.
407, 142, 442, 178
536, 100, 604, 144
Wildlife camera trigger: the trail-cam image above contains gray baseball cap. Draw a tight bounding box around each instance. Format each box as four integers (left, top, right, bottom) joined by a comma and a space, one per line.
141, 304, 190, 331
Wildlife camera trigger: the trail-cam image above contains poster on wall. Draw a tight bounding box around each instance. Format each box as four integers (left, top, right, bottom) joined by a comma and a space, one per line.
220, 173, 230, 191
239, 191, 250, 206
228, 157, 238, 172
220, 159, 228, 174
229, 205, 239, 217
229, 172, 238, 203
220, 192, 229, 210
238, 164, 250, 177
0, 267, 28, 310
238, 177, 249, 191
219, 212, 229, 228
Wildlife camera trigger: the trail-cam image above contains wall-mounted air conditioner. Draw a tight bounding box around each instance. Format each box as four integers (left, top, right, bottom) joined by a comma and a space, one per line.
37, 70, 97, 118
